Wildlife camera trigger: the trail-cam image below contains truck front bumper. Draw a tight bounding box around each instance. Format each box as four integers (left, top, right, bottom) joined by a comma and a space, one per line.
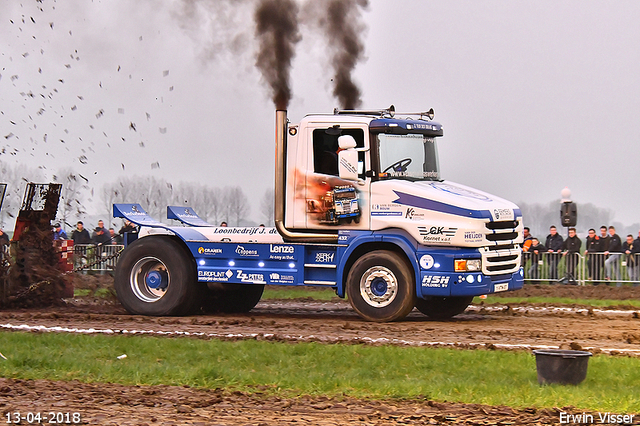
419, 268, 524, 298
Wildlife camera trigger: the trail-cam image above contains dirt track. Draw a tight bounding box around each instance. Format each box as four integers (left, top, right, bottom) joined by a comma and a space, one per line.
1, 284, 640, 424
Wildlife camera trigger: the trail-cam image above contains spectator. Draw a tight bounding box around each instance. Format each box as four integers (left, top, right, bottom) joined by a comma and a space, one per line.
53, 223, 67, 240
545, 225, 564, 281
119, 219, 137, 235
597, 226, 610, 280
561, 227, 581, 284
71, 221, 91, 244
521, 227, 533, 252
220, 221, 228, 227
92, 220, 110, 245
0, 228, 9, 247
109, 228, 122, 245
605, 226, 622, 285
529, 237, 546, 279
623, 234, 640, 285
584, 228, 603, 282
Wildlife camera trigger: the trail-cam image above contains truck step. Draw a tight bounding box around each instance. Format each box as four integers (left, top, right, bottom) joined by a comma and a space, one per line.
303, 280, 337, 286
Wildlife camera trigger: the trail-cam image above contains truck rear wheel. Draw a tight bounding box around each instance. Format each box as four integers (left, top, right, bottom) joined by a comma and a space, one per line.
114, 236, 200, 316
415, 296, 474, 320
202, 283, 264, 313
346, 250, 416, 322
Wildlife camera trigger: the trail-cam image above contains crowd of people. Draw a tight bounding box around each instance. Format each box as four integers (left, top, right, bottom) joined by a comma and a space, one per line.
522, 225, 640, 285
55, 220, 137, 246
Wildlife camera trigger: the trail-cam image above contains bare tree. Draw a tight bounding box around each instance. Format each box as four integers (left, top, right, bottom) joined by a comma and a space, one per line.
0, 161, 45, 229
203, 186, 225, 225
54, 168, 87, 230
101, 175, 173, 223
226, 186, 250, 226
260, 187, 274, 225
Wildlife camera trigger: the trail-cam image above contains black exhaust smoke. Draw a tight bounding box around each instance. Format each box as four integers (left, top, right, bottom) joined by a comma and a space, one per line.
254, 0, 301, 110
314, 0, 369, 109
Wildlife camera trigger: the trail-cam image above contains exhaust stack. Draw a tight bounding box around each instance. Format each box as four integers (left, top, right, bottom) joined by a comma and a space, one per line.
274, 110, 338, 243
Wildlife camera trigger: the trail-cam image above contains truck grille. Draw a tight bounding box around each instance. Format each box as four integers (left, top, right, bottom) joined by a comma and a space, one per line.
484, 220, 520, 245
480, 245, 521, 275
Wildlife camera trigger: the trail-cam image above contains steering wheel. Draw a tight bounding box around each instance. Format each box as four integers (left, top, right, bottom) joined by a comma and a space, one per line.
383, 158, 412, 173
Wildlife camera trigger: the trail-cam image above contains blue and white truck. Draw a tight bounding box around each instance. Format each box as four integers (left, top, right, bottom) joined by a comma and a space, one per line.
113, 106, 524, 322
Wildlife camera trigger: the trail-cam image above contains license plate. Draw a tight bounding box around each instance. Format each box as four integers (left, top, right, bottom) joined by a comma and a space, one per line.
494, 283, 509, 292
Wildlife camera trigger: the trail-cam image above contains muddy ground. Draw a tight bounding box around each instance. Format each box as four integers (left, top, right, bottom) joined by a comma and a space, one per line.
0, 377, 588, 425
1, 282, 639, 424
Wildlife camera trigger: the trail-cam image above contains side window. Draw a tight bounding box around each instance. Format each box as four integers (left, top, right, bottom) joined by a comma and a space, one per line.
313, 128, 365, 177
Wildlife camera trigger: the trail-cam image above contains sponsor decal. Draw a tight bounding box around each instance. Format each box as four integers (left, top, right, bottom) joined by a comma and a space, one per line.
236, 270, 265, 284
270, 244, 294, 254
371, 203, 402, 217
197, 247, 223, 255
235, 245, 258, 257
493, 208, 514, 221
315, 252, 335, 263
269, 244, 295, 260
371, 211, 403, 217
270, 272, 294, 283
213, 227, 277, 235
405, 208, 426, 220
198, 269, 234, 282
418, 226, 457, 243
419, 254, 435, 270
176, 209, 199, 219
464, 231, 484, 243
422, 275, 450, 287
339, 157, 357, 174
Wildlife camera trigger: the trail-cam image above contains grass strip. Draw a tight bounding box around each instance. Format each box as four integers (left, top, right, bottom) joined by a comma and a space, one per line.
0, 331, 638, 412
474, 296, 640, 308
262, 286, 338, 301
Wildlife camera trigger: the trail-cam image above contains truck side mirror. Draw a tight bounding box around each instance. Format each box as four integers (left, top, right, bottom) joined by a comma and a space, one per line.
337, 136, 358, 181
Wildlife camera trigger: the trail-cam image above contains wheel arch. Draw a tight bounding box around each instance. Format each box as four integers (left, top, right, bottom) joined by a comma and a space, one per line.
120, 234, 197, 271
336, 232, 419, 298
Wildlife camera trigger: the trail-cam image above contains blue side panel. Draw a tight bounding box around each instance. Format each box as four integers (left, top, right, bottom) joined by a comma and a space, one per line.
190, 241, 341, 287
167, 206, 213, 227
192, 242, 300, 285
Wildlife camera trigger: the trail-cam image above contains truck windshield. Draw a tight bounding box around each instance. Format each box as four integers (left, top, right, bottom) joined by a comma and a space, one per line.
376, 133, 440, 181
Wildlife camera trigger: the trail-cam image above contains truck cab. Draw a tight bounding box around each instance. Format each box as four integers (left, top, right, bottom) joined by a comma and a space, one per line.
282, 106, 522, 279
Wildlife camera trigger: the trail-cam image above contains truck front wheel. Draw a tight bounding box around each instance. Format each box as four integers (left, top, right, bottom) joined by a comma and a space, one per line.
415, 296, 474, 320
346, 251, 416, 322
114, 236, 200, 316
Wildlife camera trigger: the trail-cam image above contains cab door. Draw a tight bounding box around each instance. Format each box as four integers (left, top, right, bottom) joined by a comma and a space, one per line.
303, 125, 371, 230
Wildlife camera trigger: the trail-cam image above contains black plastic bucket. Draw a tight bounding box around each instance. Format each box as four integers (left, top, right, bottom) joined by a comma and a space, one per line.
532, 349, 592, 385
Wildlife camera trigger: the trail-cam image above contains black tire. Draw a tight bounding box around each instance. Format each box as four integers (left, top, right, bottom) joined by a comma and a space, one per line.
346, 250, 416, 322
201, 283, 264, 313
415, 296, 474, 320
114, 236, 200, 316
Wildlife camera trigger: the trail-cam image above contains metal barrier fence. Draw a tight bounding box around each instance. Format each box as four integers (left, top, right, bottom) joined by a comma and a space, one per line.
522, 251, 640, 286
73, 244, 124, 273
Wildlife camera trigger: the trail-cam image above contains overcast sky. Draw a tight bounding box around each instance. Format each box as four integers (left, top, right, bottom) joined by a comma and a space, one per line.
2, 0, 640, 225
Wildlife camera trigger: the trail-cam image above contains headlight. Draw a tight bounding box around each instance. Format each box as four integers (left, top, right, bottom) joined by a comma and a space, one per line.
454, 259, 481, 272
